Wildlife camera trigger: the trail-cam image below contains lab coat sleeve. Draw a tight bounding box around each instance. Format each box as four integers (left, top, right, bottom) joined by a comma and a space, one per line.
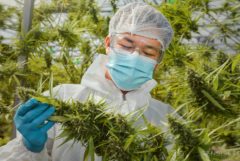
0, 126, 56, 161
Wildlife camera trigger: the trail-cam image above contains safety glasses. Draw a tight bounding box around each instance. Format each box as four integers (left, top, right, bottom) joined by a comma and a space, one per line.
110, 33, 163, 63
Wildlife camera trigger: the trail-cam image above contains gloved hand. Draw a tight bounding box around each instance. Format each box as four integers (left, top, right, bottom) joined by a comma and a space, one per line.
14, 98, 55, 153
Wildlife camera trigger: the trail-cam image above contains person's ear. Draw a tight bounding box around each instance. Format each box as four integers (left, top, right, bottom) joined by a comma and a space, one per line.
104, 35, 110, 54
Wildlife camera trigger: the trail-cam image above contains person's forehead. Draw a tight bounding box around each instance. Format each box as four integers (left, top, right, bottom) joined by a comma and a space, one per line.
117, 32, 162, 48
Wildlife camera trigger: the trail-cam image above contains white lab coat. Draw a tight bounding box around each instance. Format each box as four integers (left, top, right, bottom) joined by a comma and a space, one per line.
0, 54, 176, 161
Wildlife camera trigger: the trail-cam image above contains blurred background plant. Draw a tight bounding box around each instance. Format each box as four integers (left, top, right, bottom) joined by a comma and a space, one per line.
0, 0, 239, 160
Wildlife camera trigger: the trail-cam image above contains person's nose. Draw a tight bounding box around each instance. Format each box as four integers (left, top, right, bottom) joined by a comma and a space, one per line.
132, 47, 142, 56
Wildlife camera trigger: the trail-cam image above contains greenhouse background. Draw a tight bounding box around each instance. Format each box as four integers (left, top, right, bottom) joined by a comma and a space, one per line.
0, 0, 239, 161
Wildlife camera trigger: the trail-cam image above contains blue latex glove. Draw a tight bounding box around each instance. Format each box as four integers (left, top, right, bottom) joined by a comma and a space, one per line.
14, 98, 55, 153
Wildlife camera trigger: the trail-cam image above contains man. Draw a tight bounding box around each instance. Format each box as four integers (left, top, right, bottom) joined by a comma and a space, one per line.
0, 2, 174, 161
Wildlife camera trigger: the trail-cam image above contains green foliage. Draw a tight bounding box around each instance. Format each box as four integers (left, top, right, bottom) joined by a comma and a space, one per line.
187, 69, 234, 116
167, 116, 219, 161
152, 0, 240, 160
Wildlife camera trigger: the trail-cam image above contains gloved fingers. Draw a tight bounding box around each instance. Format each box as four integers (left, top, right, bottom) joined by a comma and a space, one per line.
41, 121, 55, 132
22, 103, 49, 123
23, 136, 46, 153
17, 98, 39, 116
31, 106, 55, 127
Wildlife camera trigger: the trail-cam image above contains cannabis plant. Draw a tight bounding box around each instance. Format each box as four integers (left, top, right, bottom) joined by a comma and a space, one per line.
17, 87, 169, 161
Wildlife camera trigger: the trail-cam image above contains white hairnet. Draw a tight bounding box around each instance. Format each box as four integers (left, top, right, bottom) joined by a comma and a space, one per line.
109, 2, 174, 52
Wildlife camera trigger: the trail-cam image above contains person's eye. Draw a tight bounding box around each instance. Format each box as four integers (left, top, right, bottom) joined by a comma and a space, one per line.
144, 52, 155, 56
120, 44, 133, 49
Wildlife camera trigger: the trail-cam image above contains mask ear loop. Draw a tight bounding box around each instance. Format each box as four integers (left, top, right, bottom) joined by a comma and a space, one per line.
157, 49, 164, 64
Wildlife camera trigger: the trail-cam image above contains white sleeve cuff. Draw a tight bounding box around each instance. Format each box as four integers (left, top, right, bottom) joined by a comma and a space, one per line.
0, 137, 50, 161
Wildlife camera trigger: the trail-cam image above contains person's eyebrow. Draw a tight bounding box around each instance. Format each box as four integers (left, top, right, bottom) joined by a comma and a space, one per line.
122, 37, 134, 43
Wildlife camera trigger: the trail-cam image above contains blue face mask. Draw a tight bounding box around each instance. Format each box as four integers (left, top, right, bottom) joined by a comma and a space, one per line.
106, 48, 157, 91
